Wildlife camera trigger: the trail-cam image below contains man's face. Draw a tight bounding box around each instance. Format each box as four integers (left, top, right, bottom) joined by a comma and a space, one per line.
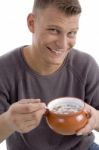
29, 6, 80, 67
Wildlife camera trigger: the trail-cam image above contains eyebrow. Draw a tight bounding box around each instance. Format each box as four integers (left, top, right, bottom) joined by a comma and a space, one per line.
47, 25, 62, 29
47, 25, 79, 31
71, 27, 79, 30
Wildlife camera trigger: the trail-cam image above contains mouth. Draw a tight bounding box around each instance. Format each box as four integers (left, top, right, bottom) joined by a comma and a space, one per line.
47, 47, 64, 56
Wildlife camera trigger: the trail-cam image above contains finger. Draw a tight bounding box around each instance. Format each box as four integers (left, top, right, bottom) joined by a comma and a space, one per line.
10, 108, 46, 133
18, 99, 41, 104
76, 116, 96, 136
18, 111, 45, 133
14, 106, 46, 123
35, 108, 46, 123
20, 122, 39, 133
14, 113, 36, 122
10, 102, 46, 114
23, 119, 37, 126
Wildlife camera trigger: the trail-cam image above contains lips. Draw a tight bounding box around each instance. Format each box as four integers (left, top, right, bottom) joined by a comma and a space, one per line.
47, 46, 64, 55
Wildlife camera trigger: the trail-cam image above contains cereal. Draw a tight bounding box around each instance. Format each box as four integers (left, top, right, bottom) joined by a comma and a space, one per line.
51, 103, 82, 114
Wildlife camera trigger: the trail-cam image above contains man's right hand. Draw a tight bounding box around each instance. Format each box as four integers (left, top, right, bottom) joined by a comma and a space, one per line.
4, 99, 46, 133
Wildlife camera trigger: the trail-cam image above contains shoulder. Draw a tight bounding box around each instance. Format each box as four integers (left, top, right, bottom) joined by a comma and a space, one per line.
69, 48, 98, 69
69, 48, 96, 65
0, 46, 22, 65
0, 45, 27, 69
0, 46, 25, 79
67, 48, 99, 84
0, 46, 26, 89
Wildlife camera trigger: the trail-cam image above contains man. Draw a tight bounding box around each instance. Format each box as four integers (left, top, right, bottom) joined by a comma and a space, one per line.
0, 0, 99, 149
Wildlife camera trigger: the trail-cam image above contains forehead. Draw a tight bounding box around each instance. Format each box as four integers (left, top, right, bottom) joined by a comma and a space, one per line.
36, 6, 80, 29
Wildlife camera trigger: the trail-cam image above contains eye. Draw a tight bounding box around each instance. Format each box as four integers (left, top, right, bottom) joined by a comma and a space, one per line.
67, 31, 77, 38
48, 28, 60, 34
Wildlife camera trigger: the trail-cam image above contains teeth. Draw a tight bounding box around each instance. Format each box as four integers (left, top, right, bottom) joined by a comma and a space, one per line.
52, 49, 63, 54
47, 47, 64, 54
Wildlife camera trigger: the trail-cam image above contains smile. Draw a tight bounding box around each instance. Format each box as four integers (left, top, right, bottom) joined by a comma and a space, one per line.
47, 47, 64, 55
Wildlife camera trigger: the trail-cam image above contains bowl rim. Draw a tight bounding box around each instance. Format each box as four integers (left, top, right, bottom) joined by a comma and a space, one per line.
47, 97, 85, 116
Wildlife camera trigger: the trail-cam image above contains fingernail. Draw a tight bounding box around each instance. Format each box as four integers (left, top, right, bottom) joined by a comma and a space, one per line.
76, 132, 82, 136
42, 103, 46, 108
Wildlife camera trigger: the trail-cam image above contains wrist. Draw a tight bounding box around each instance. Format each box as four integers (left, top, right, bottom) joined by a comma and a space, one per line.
3, 111, 15, 134
94, 110, 99, 132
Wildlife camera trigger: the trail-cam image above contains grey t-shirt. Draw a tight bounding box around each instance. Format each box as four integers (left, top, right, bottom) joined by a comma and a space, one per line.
0, 46, 99, 150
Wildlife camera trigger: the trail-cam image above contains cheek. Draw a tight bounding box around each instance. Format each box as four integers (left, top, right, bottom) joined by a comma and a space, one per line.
39, 34, 53, 45
33, 32, 45, 45
68, 38, 76, 48
38, 32, 48, 42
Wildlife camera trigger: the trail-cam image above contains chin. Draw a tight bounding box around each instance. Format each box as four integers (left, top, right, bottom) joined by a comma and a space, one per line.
50, 60, 65, 66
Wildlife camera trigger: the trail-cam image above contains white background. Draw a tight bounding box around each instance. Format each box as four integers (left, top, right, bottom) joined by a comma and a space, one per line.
0, 0, 99, 149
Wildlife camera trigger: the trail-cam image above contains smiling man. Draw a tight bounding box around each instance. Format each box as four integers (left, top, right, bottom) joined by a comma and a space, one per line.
25, 1, 80, 75
0, 0, 99, 150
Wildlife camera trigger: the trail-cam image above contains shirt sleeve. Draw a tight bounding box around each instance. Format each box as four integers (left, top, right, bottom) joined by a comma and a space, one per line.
0, 72, 10, 113
0, 93, 10, 113
84, 55, 99, 109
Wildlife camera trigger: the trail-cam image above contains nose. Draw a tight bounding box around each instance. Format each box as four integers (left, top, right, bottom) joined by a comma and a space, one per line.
55, 34, 68, 49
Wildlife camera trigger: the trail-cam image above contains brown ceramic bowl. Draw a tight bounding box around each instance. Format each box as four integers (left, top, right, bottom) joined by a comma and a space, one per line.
45, 97, 90, 135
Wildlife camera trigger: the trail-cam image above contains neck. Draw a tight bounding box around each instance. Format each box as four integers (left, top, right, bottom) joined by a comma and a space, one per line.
23, 46, 62, 75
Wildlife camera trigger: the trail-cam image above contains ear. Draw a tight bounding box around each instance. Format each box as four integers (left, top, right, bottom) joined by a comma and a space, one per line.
27, 13, 35, 33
